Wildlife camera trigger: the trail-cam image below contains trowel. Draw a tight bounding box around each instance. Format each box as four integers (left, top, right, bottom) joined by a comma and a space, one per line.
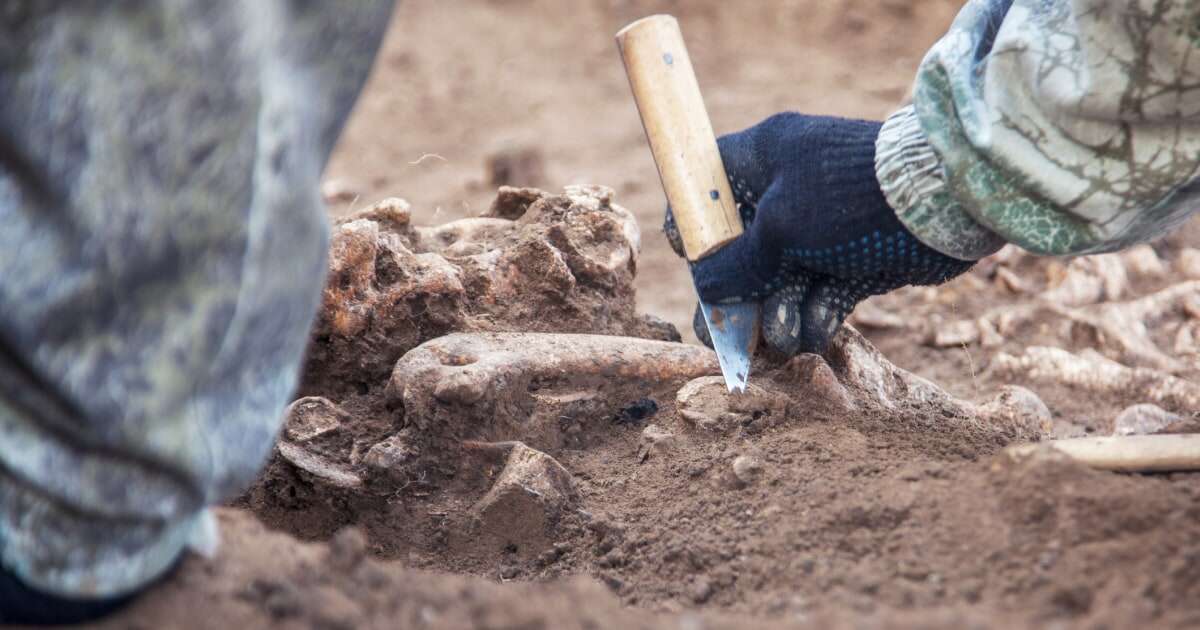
616, 15, 760, 392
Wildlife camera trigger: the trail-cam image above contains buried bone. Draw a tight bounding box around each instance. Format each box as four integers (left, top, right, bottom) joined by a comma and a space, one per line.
283, 397, 347, 443
387, 332, 719, 450
823, 327, 1048, 439
991, 346, 1200, 412
276, 442, 363, 490
466, 441, 580, 554
939, 281, 1200, 372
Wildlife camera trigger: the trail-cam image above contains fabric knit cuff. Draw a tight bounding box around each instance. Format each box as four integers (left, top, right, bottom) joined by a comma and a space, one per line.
874, 105, 1005, 261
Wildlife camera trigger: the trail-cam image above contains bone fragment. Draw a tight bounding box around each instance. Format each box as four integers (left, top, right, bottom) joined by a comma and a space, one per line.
388, 332, 718, 447
991, 346, 1200, 411
277, 441, 363, 489
470, 441, 579, 553
1007, 435, 1200, 472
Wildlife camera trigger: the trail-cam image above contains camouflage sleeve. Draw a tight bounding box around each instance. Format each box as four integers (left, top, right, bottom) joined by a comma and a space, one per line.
0, 0, 393, 598
875, 0, 1200, 259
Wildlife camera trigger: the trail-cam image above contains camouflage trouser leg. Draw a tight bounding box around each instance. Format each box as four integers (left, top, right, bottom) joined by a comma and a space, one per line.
0, 0, 394, 598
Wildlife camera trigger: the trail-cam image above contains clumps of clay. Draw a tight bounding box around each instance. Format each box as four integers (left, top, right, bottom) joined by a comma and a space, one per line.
301, 185, 671, 397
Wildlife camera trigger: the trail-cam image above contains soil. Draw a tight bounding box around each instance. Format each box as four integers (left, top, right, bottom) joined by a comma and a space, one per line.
90, 1, 1200, 629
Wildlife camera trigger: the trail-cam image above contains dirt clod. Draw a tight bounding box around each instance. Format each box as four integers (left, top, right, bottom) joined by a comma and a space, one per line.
471, 442, 579, 555
676, 376, 789, 433
638, 424, 677, 462
730, 454, 763, 487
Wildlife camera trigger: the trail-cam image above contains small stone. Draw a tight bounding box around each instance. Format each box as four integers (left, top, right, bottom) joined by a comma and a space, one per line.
676, 376, 788, 433
977, 386, 1053, 436
849, 302, 906, 330
1112, 404, 1182, 436
731, 454, 763, 486
638, 424, 677, 463
363, 435, 418, 473
283, 396, 347, 443
689, 576, 715, 604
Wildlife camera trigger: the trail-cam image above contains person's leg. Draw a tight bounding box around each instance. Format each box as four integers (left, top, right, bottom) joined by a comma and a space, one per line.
0, 560, 177, 626
0, 1, 394, 621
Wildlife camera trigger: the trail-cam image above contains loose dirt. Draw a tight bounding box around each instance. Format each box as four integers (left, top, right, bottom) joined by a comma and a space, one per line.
92, 2, 1200, 629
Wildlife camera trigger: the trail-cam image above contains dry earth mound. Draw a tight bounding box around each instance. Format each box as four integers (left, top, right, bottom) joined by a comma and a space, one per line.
225, 188, 1200, 629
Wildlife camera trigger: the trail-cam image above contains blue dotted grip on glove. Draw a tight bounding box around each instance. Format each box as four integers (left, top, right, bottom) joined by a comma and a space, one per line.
667, 113, 974, 356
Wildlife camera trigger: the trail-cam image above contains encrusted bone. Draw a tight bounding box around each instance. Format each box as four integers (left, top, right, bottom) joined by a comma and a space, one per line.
302, 186, 654, 396
387, 332, 719, 451
824, 327, 1049, 439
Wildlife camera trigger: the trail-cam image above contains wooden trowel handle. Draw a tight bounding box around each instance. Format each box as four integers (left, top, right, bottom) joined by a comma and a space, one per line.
617, 15, 742, 262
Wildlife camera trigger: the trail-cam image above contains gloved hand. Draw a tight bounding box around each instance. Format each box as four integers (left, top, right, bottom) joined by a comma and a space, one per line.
665, 112, 974, 356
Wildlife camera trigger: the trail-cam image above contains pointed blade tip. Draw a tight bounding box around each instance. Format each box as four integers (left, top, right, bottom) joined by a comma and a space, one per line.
700, 300, 758, 393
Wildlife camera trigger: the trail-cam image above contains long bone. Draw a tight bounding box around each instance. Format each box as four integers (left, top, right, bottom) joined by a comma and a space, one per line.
386, 332, 720, 451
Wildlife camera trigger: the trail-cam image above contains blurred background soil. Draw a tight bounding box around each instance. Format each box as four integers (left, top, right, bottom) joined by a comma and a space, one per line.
324, 0, 962, 340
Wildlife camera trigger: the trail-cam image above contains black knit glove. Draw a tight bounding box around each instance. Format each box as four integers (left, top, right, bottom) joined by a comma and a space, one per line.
666, 113, 973, 356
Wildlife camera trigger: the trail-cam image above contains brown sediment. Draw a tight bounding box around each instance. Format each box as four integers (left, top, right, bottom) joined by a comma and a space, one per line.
100, 0, 1200, 625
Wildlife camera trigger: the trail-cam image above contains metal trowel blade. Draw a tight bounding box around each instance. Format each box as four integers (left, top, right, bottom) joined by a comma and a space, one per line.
699, 300, 760, 393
